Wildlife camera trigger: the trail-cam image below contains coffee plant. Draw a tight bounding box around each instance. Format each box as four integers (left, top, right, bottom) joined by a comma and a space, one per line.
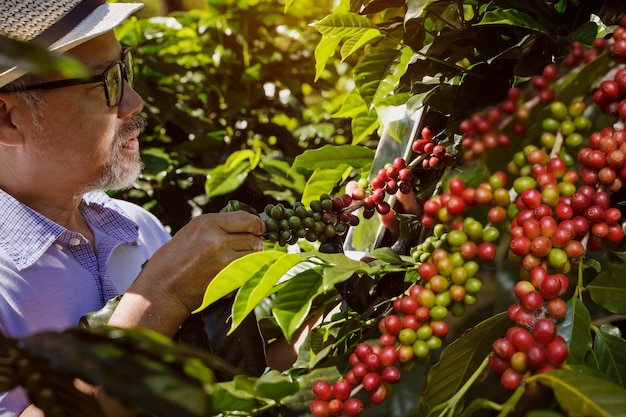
211, 10, 626, 417
3, 1, 626, 417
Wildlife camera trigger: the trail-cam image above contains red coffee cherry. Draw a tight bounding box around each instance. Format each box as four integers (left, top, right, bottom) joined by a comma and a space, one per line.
547, 338, 569, 366
362, 372, 382, 392
369, 384, 388, 405
379, 346, 399, 367
328, 399, 343, 415
493, 337, 516, 360
309, 399, 331, 417
343, 398, 364, 417
500, 367, 524, 390
381, 366, 401, 385
526, 343, 548, 369
488, 353, 511, 375
312, 380, 333, 401
533, 318, 557, 344
333, 379, 352, 401
508, 327, 535, 352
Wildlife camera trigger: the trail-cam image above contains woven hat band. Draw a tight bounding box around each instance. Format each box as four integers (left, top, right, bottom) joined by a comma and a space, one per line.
32, 0, 106, 48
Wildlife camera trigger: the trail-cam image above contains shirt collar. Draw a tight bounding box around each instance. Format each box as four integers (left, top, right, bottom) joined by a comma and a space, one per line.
0, 189, 139, 270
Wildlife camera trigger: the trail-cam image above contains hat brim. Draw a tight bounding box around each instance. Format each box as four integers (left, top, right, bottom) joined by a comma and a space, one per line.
0, 2, 143, 88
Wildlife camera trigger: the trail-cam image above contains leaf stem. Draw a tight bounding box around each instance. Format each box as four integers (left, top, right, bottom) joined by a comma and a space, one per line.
437, 353, 491, 417
495, 384, 526, 417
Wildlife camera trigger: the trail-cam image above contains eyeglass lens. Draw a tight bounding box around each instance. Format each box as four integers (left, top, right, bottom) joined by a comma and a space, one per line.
106, 49, 134, 107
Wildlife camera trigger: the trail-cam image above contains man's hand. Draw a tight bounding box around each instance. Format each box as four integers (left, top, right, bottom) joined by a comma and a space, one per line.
108, 211, 265, 337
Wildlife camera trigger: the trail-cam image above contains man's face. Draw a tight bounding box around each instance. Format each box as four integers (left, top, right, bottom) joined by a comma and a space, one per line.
22, 31, 145, 196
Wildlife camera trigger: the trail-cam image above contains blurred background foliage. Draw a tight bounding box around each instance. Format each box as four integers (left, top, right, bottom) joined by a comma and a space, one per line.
110, 0, 353, 233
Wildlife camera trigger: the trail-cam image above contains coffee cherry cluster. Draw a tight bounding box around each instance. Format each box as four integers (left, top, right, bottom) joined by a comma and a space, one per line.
585, 17, 626, 117
578, 128, 626, 192
539, 100, 591, 154
310, 20, 626, 411
355, 157, 414, 219
607, 15, 626, 63
411, 126, 455, 168
459, 107, 513, 162
309, 286, 450, 417
460, 62, 563, 162
263, 194, 359, 246
489, 319, 569, 390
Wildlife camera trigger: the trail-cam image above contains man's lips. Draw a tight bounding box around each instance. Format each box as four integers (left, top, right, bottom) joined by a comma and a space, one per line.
122, 134, 140, 150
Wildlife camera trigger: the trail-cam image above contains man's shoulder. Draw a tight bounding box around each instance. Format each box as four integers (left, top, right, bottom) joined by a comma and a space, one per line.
83, 192, 171, 242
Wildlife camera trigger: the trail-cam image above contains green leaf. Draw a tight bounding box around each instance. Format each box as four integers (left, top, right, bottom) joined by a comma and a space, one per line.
301, 166, 352, 209
314, 35, 342, 81
318, 255, 380, 291
420, 313, 511, 414
254, 370, 299, 401
370, 247, 404, 265
340, 30, 383, 61
140, 148, 173, 175
194, 251, 286, 313
333, 88, 368, 119
311, 12, 379, 38
588, 262, 626, 314
476, 9, 547, 33
354, 48, 412, 109
555, 53, 612, 106
593, 326, 626, 388
558, 297, 592, 364
210, 380, 259, 413
273, 269, 323, 343
204, 161, 250, 199
231, 253, 303, 332
0, 35, 88, 77
351, 110, 380, 145
528, 369, 626, 417
292, 144, 375, 172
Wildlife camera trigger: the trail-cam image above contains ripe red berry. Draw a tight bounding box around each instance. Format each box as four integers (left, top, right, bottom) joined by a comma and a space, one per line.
522, 290, 544, 311
365, 353, 382, 372
362, 372, 382, 392
501, 367, 524, 390
533, 318, 557, 344
547, 298, 568, 319
547, 339, 569, 366
477, 242, 497, 262
492, 337, 516, 360
446, 195, 467, 216
526, 343, 548, 369
343, 398, 364, 417
540, 274, 562, 300
355, 343, 372, 362
328, 399, 343, 415
509, 327, 535, 352
309, 399, 331, 417
449, 177, 466, 194
488, 353, 510, 375
333, 379, 352, 401
369, 384, 388, 405
312, 380, 333, 401
381, 366, 402, 384
383, 315, 403, 335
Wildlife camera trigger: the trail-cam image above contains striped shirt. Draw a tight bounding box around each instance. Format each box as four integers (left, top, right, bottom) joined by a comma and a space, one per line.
0, 189, 171, 415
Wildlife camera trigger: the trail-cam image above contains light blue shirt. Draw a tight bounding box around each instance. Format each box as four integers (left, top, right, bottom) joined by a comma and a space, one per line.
0, 189, 172, 415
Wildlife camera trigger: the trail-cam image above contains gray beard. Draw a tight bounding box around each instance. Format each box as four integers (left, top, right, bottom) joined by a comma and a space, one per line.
79, 116, 147, 194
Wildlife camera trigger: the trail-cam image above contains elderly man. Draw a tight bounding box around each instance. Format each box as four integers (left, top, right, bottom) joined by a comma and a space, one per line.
0, 1, 267, 415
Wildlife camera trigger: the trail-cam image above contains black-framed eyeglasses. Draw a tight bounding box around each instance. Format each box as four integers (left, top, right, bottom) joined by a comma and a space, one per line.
3, 48, 134, 108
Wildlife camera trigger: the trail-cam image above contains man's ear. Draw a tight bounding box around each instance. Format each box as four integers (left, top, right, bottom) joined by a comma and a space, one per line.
0, 95, 26, 147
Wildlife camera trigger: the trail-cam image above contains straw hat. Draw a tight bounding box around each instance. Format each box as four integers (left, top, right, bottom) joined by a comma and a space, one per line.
0, 0, 143, 87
